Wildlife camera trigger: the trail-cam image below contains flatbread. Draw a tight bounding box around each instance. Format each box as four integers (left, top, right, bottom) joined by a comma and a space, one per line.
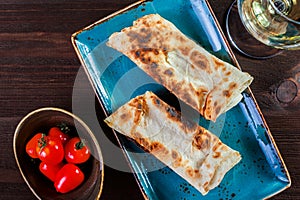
107, 14, 253, 121
104, 91, 241, 195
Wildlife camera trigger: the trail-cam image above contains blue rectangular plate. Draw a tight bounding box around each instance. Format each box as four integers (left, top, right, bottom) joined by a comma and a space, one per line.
72, 0, 291, 199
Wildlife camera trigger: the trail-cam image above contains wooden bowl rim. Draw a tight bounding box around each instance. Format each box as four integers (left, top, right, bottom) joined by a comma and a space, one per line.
13, 107, 104, 200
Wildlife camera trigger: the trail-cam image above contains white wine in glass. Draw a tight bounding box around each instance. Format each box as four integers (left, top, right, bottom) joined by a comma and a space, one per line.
226, 0, 300, 59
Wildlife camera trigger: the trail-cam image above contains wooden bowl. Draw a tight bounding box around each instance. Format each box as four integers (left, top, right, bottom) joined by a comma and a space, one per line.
13, 107, 104, 200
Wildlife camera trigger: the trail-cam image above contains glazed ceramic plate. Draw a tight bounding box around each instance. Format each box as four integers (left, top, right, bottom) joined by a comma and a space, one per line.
71, 0, 291, 199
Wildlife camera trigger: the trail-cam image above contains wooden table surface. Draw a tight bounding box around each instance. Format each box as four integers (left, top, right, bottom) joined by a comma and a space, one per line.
1, 0, 299, 199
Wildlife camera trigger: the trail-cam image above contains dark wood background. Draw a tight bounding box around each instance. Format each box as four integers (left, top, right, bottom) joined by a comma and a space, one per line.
0, 0, 299, 199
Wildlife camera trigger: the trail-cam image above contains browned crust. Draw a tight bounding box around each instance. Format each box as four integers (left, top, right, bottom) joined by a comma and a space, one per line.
107, 14, 253, 122
104, 91, 241, 195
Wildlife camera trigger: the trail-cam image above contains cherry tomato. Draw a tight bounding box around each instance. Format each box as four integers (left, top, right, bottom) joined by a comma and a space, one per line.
36, 135, 64, 165
54, 163, 84, 193
48, 126, 70, 145
26, 133, 43, 159
64, 137, 91, 164
39, 161, 64, 182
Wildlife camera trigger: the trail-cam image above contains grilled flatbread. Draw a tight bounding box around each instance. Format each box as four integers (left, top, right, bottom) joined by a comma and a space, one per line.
107, 14, 253, 121
104, 91, 241, 195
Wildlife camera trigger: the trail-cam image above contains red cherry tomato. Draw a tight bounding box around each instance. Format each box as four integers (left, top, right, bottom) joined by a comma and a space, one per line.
26, 133, 43, 159
39, 161, 64, 182
36, 135, 64, 165
54, 163, 84, 193
64, 137, 91, 164
48, 126, 70, 145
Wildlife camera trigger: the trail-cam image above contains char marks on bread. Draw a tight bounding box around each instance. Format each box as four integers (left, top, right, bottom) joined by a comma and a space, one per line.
107, 14, 253, 121
104, 91, 241, 195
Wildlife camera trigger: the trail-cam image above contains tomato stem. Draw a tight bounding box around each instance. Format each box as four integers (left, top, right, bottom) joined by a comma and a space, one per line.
58, 122, 71, 134
75, 140, 85, 150
38, 133, 47, 148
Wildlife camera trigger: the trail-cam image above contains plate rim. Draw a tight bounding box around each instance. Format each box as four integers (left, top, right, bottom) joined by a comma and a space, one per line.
71, 0, 291, 199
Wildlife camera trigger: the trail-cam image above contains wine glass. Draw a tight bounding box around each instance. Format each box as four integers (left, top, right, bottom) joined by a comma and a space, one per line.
226, 0, 300, 59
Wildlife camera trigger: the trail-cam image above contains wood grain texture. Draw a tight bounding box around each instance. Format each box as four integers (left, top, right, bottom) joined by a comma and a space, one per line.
0, 1, 143, 199
1, 0, 299, 199
209, 1, 300, 199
